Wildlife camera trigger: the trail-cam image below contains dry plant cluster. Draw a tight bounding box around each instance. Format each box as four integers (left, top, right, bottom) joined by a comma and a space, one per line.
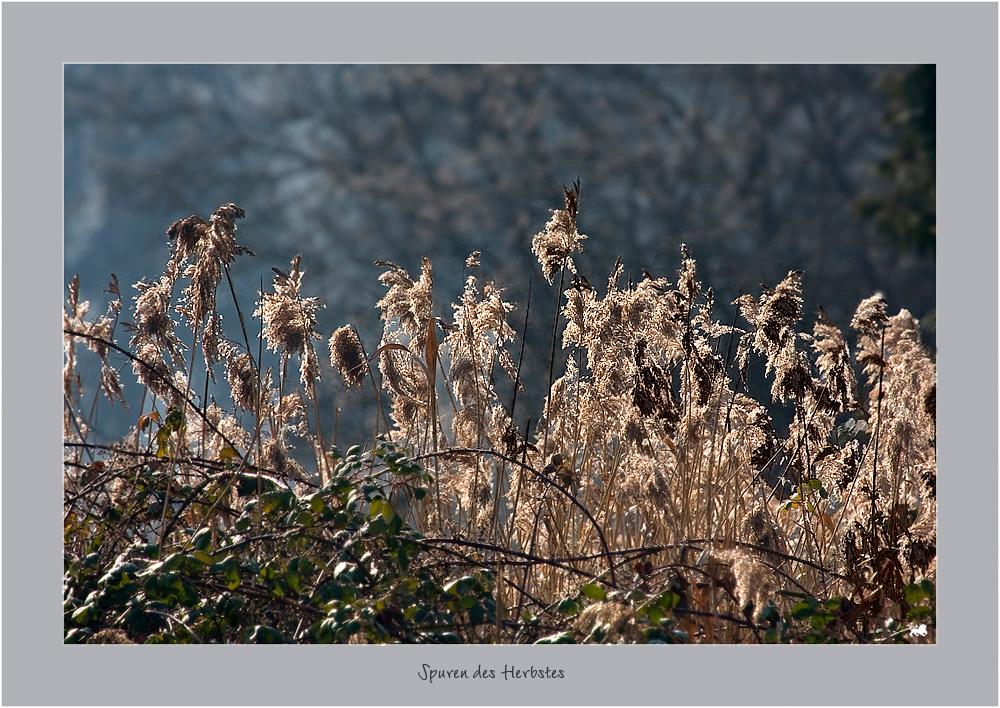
64, 187, 936, 643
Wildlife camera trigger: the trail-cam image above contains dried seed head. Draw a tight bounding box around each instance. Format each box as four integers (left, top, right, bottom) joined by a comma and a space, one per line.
225, 349, 260, 411
631, 338, 679, 431
167, 215, 209, 262
256, 255, 324, 382
531, 181, 587, 284
772, 338, 814, 402
811, 307, 857, 413
758, 270, 804, 351
329, 326, 369, 390
130, 274, 185, 365
376, 258, 434, 348
851, 293, 888, 337
676, 244, 700, 302
175, 204, 252, 337
132, 342, 173, 401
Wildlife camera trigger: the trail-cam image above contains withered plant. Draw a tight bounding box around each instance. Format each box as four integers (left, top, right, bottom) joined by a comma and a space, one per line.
64, 189, 935, 644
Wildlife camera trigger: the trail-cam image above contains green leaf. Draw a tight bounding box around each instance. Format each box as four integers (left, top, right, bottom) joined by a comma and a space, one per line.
645, 626, 686, 644
467, 603, 485, 626
214, 593, 244, 620
903, 584, 925, 606
656, 591, 680, 612
220, 556, 240, 590
534, 631, 576, 644
288, 556, 313, 577
235, 473, 277, 497
919, 579, 935, 601
191, 528, 213, 552
758, 602, 780, 624
452, 576, 480, 595
191, 550, 215, 566
260, 490, 294, 515
810, 611, 833, 630
71, 604, 93, 625
366, 517, 388, 536
99, 562, 139, 589
164, 408, 184, 431
791, 600, 816, 621
64, 628, 91, 644
433, 632, 462, 644
268, 578, 287, 599
311, 618, 337, 643
581, 584, 607, 601
556, 598, 579, 616
246, 625, 283, 644
217, 446, 239, 466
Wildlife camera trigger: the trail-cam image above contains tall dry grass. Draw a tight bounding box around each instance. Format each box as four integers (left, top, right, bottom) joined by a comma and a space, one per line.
64, 190, 936, 643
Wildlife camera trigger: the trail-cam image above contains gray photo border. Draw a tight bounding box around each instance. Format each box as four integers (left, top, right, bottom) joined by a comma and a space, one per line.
4, 2, 996, 705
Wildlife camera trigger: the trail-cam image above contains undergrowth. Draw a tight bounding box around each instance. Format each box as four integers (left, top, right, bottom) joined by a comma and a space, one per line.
64, 186, 936, 644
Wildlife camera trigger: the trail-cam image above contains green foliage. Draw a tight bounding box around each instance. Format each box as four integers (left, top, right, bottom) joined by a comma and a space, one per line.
64, 440, 500, 644
856, 65, 936, 254
755, 581, 936, 644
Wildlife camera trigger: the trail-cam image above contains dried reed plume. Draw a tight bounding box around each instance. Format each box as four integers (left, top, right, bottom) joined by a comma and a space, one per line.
531, 180, 586, 284
64, 193, 937, 645
329, 325, 369, 390
256, 255, 324, 387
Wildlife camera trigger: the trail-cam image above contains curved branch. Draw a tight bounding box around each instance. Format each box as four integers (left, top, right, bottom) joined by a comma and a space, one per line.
414, 447, 619, 587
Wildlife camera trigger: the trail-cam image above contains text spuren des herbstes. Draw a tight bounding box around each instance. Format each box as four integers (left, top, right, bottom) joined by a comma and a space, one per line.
418, 664, 565, 683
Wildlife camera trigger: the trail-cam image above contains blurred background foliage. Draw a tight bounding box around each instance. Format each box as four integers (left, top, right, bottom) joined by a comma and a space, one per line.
855, 64, 936, 254
64, 64, 935, 446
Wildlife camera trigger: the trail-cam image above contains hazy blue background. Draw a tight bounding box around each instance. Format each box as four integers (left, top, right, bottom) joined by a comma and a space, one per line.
64, 64, 935, 445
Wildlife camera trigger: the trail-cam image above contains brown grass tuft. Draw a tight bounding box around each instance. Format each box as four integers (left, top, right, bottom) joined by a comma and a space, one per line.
64, 193, 937, 644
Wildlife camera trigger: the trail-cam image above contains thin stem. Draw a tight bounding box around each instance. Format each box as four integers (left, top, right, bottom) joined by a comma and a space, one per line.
870, 327, 886, 558
542, 266, 566, 458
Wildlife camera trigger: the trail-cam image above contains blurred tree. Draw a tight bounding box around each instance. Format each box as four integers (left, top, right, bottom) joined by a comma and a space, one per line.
856, 65, 936, 254
64, 65, 936, 443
